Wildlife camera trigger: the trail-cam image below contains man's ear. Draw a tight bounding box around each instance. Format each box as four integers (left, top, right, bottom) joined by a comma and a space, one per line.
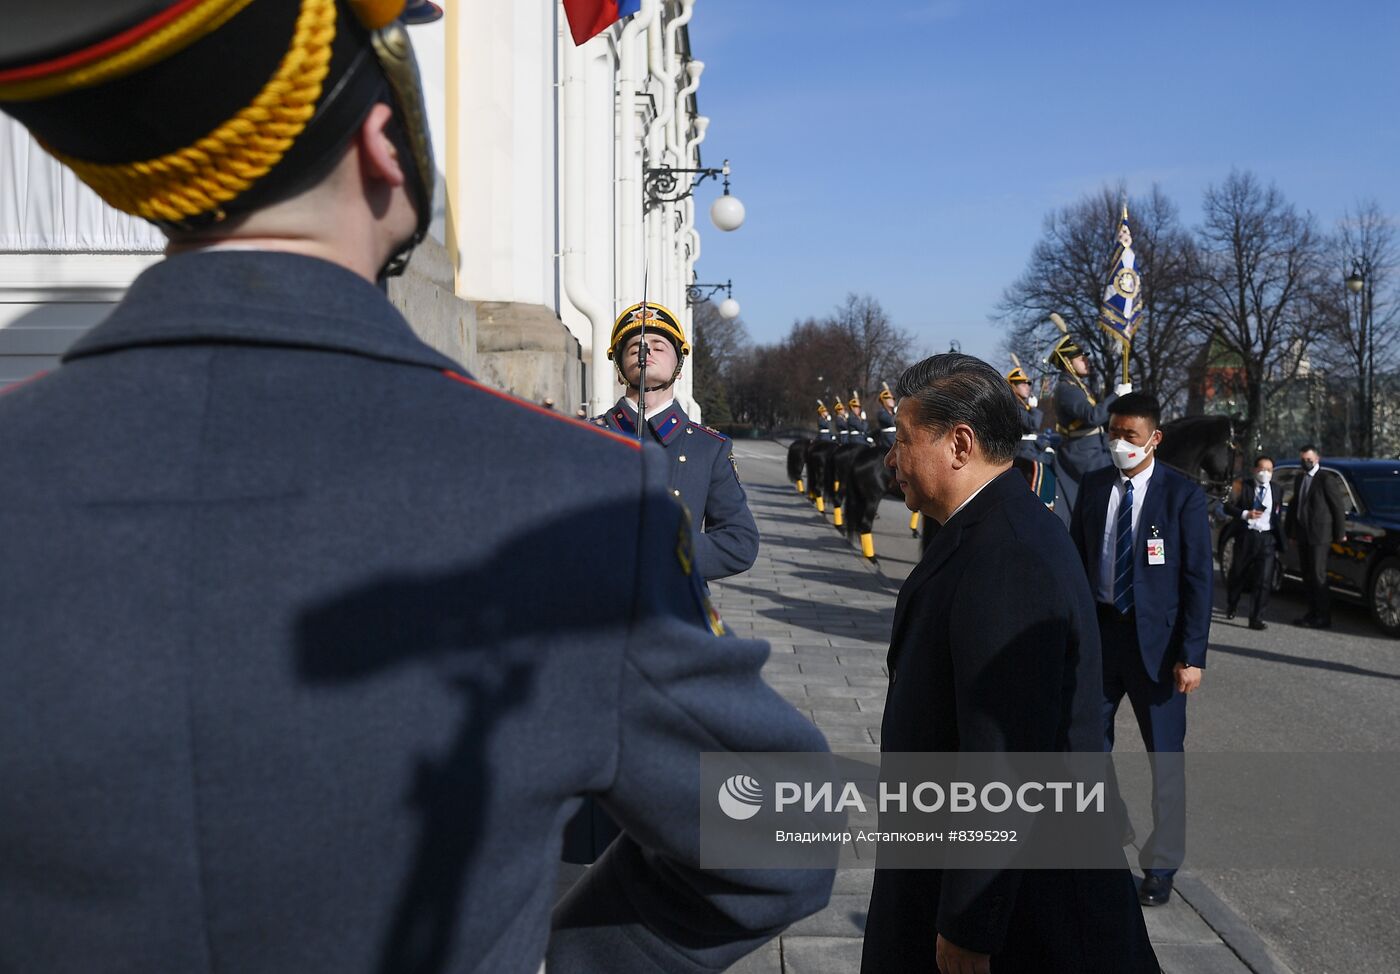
358, 102, 407, 188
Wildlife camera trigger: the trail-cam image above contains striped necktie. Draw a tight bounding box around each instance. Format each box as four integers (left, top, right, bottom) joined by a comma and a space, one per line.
1113, 479, 1135, 613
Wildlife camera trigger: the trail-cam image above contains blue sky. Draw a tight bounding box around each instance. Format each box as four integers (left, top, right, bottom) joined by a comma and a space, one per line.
686, 0, 1400, 365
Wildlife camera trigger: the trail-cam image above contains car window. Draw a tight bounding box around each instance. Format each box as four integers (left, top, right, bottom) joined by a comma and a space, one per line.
1353, 469, 1400, 516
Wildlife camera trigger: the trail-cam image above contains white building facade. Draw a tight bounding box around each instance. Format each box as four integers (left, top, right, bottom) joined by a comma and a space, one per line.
0, 1, 722, 420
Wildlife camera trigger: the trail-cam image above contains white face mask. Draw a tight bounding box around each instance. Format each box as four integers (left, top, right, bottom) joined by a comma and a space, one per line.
1108, 438, 1153, 471
1256, 470, 1272, 485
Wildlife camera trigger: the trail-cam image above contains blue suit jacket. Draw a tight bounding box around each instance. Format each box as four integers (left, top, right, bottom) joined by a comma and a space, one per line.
1070, 462, 1213, 677
597, 399, 758, 581
0, 251, 830, 974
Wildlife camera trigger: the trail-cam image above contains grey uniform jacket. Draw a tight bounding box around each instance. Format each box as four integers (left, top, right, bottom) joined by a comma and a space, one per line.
599, 398, 759, 580
0, 251, 831, 974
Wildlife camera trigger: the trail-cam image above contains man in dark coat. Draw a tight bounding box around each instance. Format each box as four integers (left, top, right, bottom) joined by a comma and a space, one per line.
1224, 455, 1285, 630
1048, 334, 1129, 524
596, 302, 759, 581
0, 5, 831, 972
862, 353, 1157, 974
1285, 444, 1350, 628
1071, 393, 1212, 907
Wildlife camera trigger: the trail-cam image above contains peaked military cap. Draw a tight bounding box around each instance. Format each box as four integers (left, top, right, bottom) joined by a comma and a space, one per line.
879, 382, 894, 405
1006, 366, 1030, 384
608, 302, 690, 360
848, 391, 861, 410
0, 0, 435, 261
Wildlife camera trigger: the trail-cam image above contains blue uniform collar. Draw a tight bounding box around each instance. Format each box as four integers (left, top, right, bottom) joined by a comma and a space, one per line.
611, 397, 688, 445
63, 250, 458, 374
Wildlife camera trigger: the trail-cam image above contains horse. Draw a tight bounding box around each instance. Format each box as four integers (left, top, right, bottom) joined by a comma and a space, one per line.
804, 440, 839, 513
1157, 414, 1239, 503
828, 443, 864, 526
841, 445, 892, 559
787, 438, 812, 494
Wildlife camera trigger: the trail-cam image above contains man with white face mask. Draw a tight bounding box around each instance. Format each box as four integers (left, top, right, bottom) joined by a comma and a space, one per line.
1224, 456, 1285, 630
1069, 393, 1213, 907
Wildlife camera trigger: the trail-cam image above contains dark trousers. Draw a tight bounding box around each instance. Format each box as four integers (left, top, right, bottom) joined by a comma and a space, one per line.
1227, 530, 1277, 623
1098, 605, 1187, 879
1298, 538, 1331, 622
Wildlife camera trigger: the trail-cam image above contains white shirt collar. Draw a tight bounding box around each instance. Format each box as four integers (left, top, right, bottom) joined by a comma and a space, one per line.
942, 473, 1000, 525
1118, 458, 1155, 493
621, 396, 676, 423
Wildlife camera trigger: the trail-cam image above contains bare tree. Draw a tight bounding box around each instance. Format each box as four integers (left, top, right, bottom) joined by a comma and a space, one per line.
691, 301, 749, 426
1194, 170, 1328, 452
998, 183, 1200, 411
830, 293, 917, 396
1313, 200, 1398, 453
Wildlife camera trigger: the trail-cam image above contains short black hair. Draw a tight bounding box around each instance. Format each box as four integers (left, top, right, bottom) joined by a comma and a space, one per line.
1108, 392, 1161, 428
1254, 454, 1274, 467
895, 353, 1020, 464
1299, 443, 1318, 455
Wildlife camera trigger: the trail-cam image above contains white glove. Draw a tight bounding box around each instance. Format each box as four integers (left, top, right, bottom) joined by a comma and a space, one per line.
1114, 382, 1133, 397
1026, 396, 1038, 409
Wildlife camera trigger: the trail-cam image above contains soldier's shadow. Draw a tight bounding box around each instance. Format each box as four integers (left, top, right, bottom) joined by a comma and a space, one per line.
294, 499, 663, 974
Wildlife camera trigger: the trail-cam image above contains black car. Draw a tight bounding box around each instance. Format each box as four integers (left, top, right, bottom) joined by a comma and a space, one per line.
1217, 459, 1400, 637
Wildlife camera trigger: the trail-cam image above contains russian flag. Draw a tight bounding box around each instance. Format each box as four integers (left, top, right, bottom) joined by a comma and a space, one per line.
563, 0, 643, 46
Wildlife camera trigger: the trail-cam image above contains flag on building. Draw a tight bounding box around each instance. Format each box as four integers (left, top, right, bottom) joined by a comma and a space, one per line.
1097, 205, 1143, 345
564, 0, 643, 46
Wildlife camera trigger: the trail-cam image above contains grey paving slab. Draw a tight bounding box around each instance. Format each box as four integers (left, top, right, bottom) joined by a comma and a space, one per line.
1142, 896, 1227, 945
722, 940, 781, 974
1157, 943, 1257, 974
779, 936, 867, 974
784, 894, 869, 938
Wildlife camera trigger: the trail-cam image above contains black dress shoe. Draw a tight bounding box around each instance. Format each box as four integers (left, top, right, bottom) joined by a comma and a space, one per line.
1139, 874, 1173, 906
1225, 605, 1237, 620
1293, 616, 1315, 627
1249, 620, 1267, 631
1313, 618, 1332, 630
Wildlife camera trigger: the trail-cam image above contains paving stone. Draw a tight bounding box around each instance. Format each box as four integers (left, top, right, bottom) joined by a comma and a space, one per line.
721, 939, 781, 973
805, 684, 885, 699
1155, 943, 1252, 974
785, 894, 870, 937
1141, 897, 1224, 945
780, 935, 867, 974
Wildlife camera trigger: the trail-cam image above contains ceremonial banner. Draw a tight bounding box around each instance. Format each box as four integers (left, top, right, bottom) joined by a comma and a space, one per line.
1097, 206, 1142, 346
563, 0, 643, 46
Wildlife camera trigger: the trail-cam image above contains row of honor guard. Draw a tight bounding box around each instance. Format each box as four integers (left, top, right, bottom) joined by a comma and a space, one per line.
814, 385, 897, 451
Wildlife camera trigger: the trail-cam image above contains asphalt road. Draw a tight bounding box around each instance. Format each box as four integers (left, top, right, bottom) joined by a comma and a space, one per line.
769, 439, 1400, 974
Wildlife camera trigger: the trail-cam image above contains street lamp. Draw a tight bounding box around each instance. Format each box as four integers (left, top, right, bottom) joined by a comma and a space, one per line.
1345, 258, 1374, 456
644, 159, 746, 232
688, 279, 740, 319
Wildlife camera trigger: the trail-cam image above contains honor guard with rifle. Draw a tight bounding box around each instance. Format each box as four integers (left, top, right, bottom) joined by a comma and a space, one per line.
832, 399, 851, 441
816, 400, 835, 442
1007, 366, 1047, 463
1049, 333, 1131, 518
874, 383, 897, 451
596, 303, 758, 582
846, 391, 870, 445
0, 2, 829, 970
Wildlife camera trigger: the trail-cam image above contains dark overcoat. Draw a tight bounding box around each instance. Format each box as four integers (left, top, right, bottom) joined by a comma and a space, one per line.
0, 251, 831, 974
862, 470, 1157, 972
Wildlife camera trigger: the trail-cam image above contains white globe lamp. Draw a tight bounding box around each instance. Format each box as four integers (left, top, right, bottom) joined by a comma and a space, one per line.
710, 193, 745, 232
718, 297, 741, 320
